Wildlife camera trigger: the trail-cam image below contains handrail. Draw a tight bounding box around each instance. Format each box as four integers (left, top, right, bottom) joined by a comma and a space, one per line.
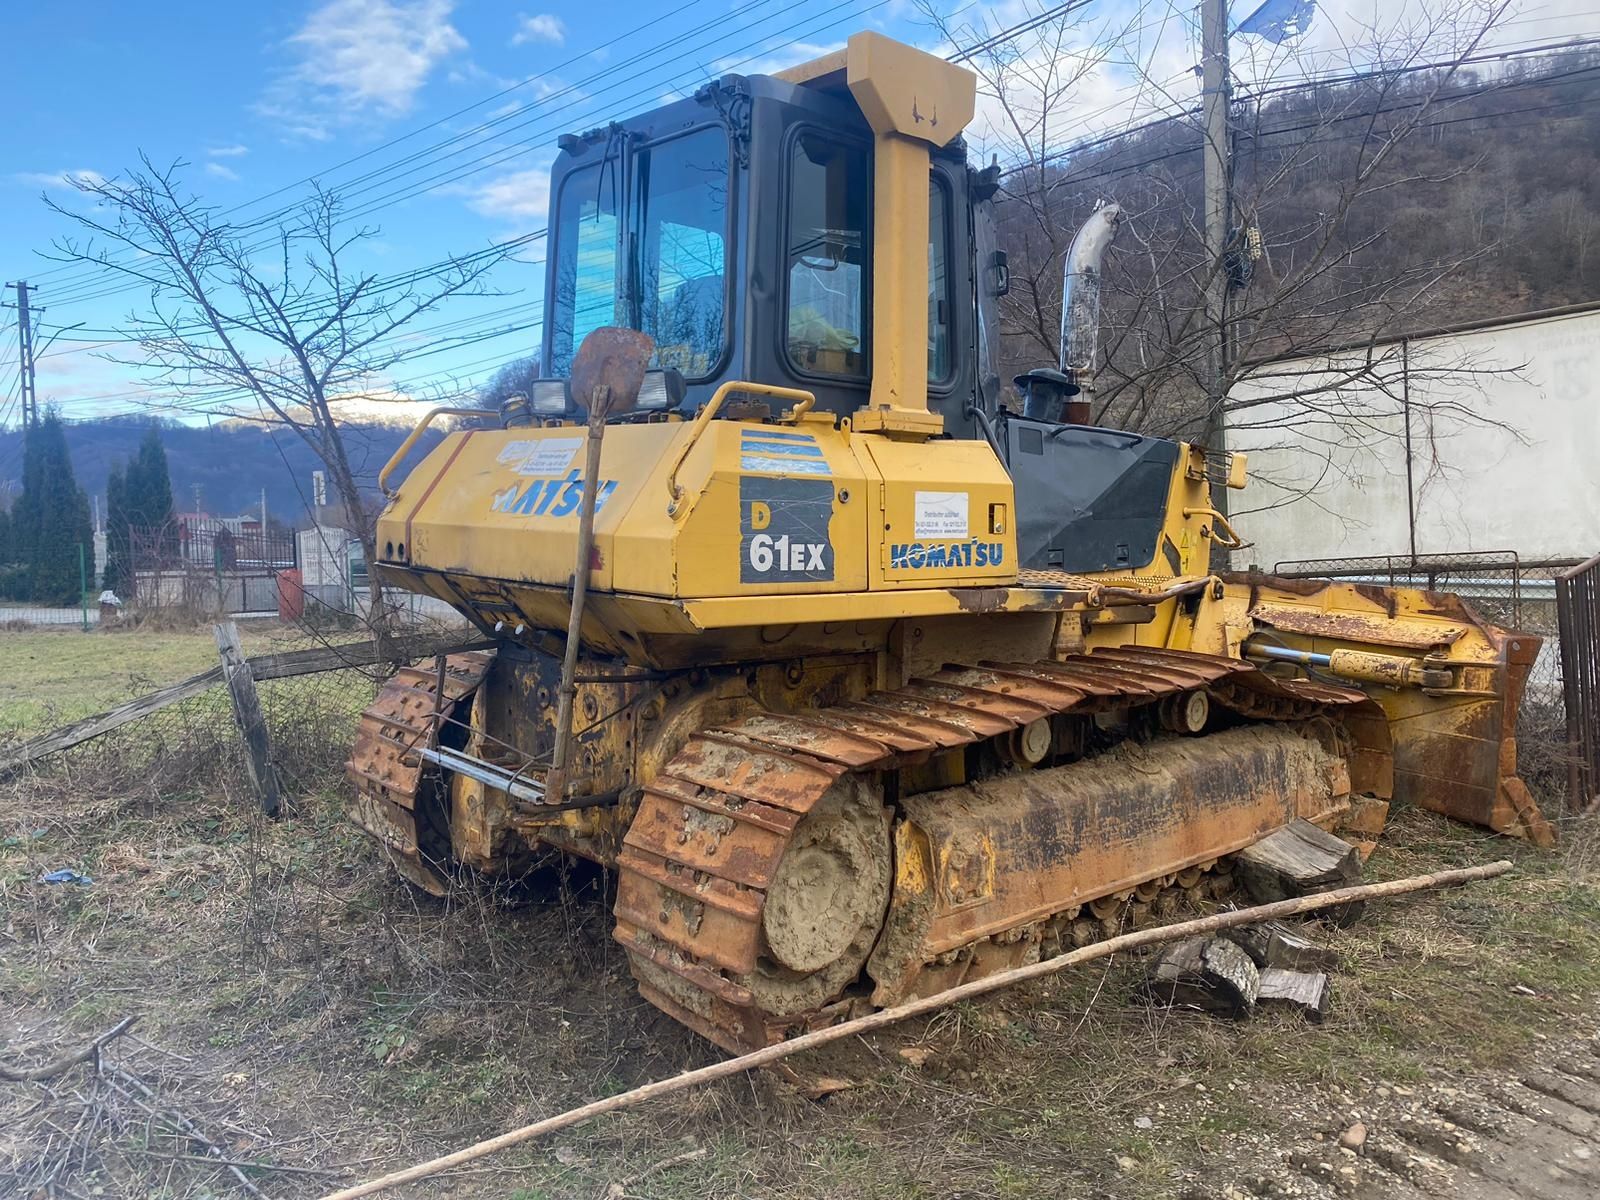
1182, 506, 1245, 550
1559, 551, 1600, 581
664, 381, 817, 516
379, 407, 487, 498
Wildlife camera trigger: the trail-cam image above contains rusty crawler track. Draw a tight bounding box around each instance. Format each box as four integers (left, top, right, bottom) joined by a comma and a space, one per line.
613, 646, 1390, 1052
346, 651, 495, 894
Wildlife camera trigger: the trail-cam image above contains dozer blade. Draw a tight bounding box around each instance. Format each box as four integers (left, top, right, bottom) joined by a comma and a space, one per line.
1243, 580, 1554, 846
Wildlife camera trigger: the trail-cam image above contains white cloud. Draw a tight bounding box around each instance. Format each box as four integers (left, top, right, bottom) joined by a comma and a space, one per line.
511, 13, 565, 47
712, 39, 843, 79
207, 144, 250, 158
453, 161, 553, 224
258, 0, 467, 138
15, 168, 106, 192
205, 162, 241, 182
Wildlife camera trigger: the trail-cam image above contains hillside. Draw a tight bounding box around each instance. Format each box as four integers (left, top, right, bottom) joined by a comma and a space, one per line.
0, 417, 445, 526
994, 43, 1600, 406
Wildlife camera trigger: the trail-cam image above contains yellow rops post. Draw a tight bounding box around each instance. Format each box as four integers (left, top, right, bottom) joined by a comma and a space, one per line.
350, 33, 1551, 1052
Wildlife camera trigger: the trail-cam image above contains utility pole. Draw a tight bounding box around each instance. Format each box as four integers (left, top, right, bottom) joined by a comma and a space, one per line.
1200, 0, 1231, 515
7, 281, 39, 428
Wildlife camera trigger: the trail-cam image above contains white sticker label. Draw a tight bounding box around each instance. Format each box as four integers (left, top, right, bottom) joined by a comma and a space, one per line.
914, 491, 969, 539
496, 440, 536, 465
512, 437, 584, 476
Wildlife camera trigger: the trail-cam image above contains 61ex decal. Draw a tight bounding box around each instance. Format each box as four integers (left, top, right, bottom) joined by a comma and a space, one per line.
740, 476, 834, 584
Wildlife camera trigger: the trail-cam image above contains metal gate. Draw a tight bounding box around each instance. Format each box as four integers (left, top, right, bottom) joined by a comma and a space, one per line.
1557, 553, 1600, 812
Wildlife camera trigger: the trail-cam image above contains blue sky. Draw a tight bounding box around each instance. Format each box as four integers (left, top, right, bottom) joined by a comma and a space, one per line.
0, 0, 919, 424
2, 0, 1593, 426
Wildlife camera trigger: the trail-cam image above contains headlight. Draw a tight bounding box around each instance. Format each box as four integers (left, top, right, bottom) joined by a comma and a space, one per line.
634, 367, 688, 412
528, 378, 571, 414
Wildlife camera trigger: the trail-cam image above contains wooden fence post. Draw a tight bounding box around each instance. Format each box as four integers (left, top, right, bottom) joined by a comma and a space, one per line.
214, 621, 282, 816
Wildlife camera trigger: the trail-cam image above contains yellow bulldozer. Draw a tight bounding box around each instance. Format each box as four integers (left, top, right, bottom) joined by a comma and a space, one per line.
349, 34, 1551, 1053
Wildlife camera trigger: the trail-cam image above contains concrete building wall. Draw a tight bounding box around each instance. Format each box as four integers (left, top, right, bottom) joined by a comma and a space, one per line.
1225, 307, 1600, 568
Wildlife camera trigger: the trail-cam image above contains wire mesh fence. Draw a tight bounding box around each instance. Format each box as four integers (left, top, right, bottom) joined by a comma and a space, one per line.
7, 663, 382, 801
0, 603, 95, 628
1271, 550, 1583, 808
0, 626, 484, 804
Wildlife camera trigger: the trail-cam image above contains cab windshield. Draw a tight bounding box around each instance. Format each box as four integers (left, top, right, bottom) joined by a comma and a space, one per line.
548, 125, 731, 380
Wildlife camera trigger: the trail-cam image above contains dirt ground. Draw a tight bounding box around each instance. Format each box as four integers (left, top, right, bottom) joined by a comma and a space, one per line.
4, 741, 1600, 1200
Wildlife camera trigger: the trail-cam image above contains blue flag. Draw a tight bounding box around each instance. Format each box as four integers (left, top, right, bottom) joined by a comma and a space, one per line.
1235, 0, 1316, 42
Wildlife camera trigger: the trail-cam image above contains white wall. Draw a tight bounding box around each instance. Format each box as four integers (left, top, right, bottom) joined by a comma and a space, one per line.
1226, 308, 1600, 569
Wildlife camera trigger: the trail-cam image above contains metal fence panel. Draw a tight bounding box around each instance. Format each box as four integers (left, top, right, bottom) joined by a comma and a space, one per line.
1557, 553, 1600, 811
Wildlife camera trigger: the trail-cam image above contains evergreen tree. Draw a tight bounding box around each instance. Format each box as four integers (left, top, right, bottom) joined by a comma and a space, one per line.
126, 425, 177, 560
12, 413, 93, 604
103, 462, 129, 594
0, 505, 13, 600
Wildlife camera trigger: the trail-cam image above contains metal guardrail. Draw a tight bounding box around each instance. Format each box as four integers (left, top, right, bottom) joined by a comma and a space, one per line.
1557, 552, 1600, 812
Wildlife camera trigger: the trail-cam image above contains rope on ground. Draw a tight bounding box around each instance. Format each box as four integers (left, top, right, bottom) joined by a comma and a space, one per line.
321, 859, 1514, 1200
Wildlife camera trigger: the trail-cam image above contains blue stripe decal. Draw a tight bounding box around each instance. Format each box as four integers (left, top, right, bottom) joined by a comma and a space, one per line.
742, 439, 825, 459
741, 454, 832, 476
741, 428, 816, 443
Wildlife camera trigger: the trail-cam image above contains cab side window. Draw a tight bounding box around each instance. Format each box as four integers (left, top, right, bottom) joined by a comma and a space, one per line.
928, 177, 952, 382
785, 133, 869, 378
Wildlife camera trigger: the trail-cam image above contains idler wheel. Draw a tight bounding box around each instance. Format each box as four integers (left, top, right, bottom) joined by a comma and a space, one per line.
744, 773, 890, 1016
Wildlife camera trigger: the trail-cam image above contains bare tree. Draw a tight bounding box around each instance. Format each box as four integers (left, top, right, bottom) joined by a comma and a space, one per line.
477, 354, 543, 411
44, 157, 510, 625
925, 1, 1527, 495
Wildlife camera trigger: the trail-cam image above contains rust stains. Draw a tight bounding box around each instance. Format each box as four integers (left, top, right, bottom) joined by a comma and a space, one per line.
609, 644, 1390, 1052
1249, 603, 1463, 649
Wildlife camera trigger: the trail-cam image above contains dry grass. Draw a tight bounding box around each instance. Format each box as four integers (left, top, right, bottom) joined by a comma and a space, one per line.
5, 758, 1600, 1199
0, 622, 315, 738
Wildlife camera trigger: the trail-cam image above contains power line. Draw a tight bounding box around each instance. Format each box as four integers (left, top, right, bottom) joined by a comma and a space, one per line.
1002, 35, 1600, 187
30, 0, 836, 306
28, 16, 1600, 421
18, 0, 721, 295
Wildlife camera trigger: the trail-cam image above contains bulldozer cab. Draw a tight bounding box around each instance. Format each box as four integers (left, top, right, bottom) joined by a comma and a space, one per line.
541, 34, 1000, 442
535, 34, 1196, 577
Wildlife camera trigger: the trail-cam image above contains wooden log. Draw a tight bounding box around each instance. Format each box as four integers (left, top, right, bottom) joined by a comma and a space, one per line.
318, 859, 1514, 1200
246, 633, 493, 682
1140, 936, 1259, 1016
215, 621, 282, 817
1220, 919, 1339, 972
1236, 818, 1363, 913
0, 668, 224, 774
1258, 967, 1333, 1023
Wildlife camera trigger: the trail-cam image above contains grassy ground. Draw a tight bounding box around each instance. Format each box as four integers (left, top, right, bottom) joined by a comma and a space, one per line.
0, 622, 319, 736
4, 753, 1599, 1199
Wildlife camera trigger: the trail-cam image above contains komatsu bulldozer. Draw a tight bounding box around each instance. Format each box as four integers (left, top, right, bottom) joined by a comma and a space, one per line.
348, 34, 1551, 1052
